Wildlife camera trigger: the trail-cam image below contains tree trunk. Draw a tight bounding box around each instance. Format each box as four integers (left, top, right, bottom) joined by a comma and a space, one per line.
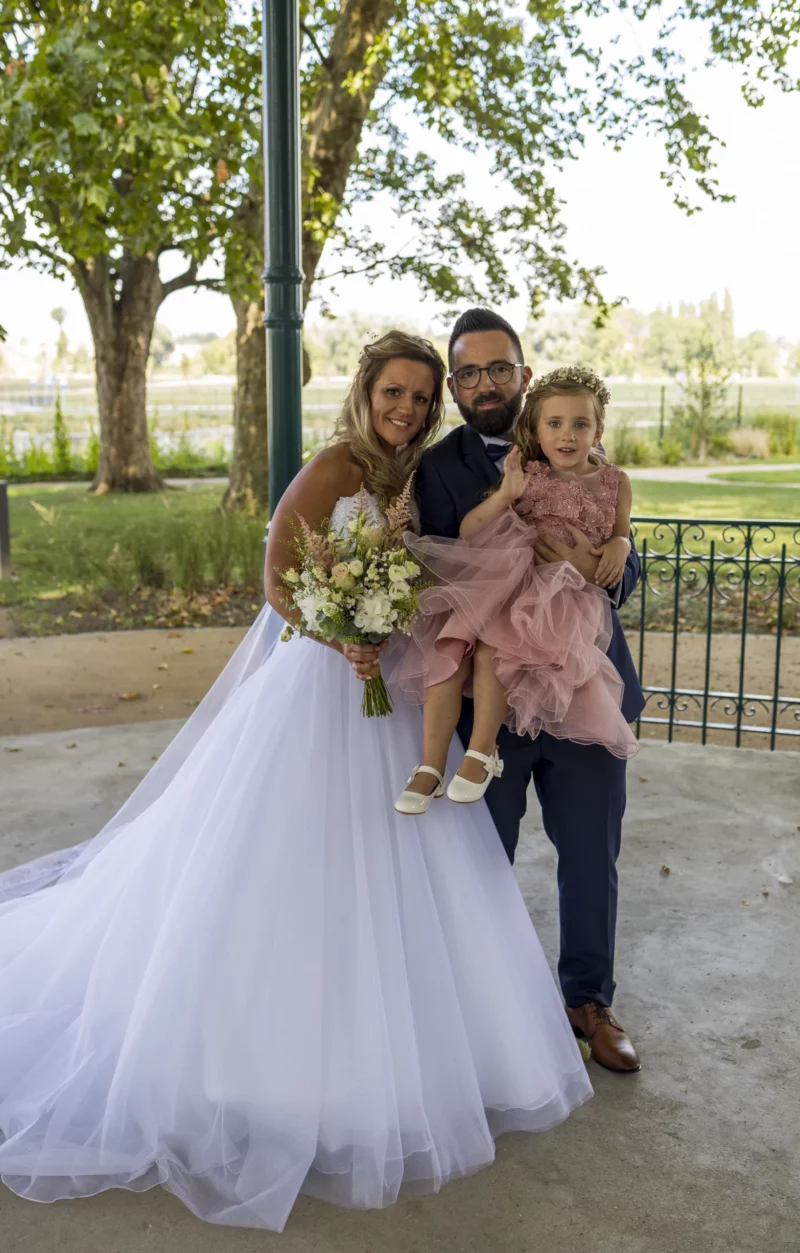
223, 296, 269, 513
76, 252, 163, 493
223, 295, 312, 513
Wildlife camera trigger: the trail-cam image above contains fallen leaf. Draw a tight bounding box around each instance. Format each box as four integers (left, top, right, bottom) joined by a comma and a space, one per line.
638, 776, 648, 783
151, 754, 159, 761
65, 743, 77, 750
181, 647, 194, 654
118, 692, 141, 701
5, 746, 21, 753
761, 889, 769, 896
184, 698, 199, 707
660, 865, 670, 876
742, 900, 750, 906
78, 704, 109, 713
741, 1039, 762, 1050
167, 631, 182, 638
43, 702, 54, 708
118, 761, 126, 767
152, 683, 161, 691
777, 873, 793, 885
157, 662, 169, 671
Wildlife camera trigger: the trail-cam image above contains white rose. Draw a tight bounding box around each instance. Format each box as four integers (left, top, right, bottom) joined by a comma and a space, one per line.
403, 561, 420, 579
389, 580, 411, 601
283, 569, 300, 585
347, 560, 363, 577
388, 564, 409, 583
331, 562, 356, 591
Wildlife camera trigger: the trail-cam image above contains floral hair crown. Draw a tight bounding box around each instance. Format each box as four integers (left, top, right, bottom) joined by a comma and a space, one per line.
527, 366, 611, 409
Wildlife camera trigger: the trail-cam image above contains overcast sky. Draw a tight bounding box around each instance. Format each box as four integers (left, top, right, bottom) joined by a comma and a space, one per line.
2, 50, 798, 357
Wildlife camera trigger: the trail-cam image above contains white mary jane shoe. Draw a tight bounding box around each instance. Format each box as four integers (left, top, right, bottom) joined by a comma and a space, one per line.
394, 765, 445, 816
446, 749, 504, 804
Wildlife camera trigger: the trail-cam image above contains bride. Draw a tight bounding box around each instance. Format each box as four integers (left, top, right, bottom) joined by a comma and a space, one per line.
0, 331, 592, 1232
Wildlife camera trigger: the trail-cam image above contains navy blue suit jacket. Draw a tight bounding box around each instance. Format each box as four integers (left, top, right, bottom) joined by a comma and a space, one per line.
416, 424, 645, 724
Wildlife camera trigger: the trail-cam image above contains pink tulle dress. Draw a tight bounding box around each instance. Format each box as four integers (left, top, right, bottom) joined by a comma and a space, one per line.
390, 461, 639, 760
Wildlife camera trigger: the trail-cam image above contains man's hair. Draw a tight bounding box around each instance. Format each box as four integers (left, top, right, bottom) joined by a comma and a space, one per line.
447, 307, 524, 371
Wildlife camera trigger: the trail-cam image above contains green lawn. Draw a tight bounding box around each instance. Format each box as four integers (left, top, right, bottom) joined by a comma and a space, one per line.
709, 469, 800, 485
1, 478, 798, 636
1, 483, 265, 634
631, 479, 800, 520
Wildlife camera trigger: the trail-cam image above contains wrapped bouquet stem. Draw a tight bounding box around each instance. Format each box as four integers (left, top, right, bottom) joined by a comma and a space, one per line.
278, 479, 424, 717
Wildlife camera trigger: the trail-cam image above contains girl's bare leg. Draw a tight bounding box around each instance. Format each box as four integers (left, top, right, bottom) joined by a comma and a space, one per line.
458, 640, 508, 784
406, 657, 473, 796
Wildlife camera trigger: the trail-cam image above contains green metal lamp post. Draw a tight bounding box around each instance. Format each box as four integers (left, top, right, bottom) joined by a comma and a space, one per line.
263, 0, 304, 512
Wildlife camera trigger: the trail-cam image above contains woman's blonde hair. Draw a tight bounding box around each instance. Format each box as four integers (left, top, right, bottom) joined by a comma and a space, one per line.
515, 368, 610, 468
332, 331, 446, 504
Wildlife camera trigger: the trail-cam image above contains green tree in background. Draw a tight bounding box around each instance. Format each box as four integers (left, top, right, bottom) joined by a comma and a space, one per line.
671, 334, 732, 460
3, 0, 799, 503
150, 324, 176, 370
52, 393, 73, 476
226, 0, 800, 509
50, 307, 69, 367
0, 0, 248, 492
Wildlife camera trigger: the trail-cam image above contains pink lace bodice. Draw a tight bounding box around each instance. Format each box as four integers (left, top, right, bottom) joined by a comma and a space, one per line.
514, 461, 622, 549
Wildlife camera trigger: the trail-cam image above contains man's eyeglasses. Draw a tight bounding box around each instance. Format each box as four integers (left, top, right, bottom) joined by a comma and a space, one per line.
450, 362, 524, 390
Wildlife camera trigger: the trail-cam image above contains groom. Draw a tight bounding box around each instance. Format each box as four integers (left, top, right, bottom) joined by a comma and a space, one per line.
416, 307, 645, 1073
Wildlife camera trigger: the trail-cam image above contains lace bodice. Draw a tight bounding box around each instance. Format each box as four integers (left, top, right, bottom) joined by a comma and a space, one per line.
514, 462, 622, 549
329, 491, 387, 537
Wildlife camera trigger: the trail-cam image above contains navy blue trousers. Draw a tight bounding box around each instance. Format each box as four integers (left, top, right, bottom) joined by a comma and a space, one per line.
457, 701, 627, 1009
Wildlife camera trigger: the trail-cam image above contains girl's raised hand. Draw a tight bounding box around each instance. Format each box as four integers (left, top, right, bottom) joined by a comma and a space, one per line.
500, 446, 531, 502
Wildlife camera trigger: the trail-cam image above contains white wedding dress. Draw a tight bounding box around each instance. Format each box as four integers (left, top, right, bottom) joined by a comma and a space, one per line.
0, 492, 592, 1232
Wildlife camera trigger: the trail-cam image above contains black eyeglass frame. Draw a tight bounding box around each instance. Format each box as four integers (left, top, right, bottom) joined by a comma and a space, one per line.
448, 361, 525, 390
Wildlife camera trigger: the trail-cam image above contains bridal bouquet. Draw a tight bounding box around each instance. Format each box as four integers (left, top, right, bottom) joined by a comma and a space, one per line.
279, 478, 424, 716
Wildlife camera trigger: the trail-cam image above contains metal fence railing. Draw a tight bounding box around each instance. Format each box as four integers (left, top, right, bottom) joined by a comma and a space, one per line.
624, 518, 800, 748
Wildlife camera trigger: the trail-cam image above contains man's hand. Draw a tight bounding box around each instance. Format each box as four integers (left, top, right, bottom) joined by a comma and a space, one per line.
592, 536, 631, 588
533, 526, 601, 583
342, 641, 385, 681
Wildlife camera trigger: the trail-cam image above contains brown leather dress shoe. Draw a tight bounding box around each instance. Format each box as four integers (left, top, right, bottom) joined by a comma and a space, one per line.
566, 1002, 641, 1073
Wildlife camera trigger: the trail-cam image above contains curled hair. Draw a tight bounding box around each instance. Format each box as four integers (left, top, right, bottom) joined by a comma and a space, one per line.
332, 331, 446, 504
514, 373, 609, 468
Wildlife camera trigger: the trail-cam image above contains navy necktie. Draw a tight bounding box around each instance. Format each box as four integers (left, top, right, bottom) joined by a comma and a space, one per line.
485, 442, 510, 463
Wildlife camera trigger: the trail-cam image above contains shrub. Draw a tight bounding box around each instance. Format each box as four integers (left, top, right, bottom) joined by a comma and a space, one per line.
0, 419, 20, 476
83, 422, 100, 475
709, 430, 735, 458
659, 437, 684, 466
52, 394, 73, 475
609, 421, 656, 467
751, 411, 799, 457
730, 428, 771, 459
21, 442, 53, 477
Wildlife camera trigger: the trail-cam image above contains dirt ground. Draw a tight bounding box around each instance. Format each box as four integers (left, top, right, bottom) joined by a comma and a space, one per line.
1, 625, 797, 748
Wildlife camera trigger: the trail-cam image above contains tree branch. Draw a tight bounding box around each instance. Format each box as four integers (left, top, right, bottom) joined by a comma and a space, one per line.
300, 22, 333, 73
15, 236, 71, 271
161, 258, 199, 297
316, 236, 418, 283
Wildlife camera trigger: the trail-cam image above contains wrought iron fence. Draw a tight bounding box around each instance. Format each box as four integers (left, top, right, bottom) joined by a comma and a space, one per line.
624, 518, 800, 748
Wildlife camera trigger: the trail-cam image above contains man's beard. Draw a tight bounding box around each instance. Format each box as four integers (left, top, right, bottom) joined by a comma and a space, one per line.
456, 386, 525, 437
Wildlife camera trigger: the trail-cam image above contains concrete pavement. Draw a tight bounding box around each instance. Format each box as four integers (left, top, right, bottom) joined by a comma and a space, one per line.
1, 725, 798, 1253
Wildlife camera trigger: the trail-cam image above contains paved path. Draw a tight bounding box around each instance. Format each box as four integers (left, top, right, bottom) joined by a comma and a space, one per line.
626, 462, 800, 484
1, 730, 797, 1252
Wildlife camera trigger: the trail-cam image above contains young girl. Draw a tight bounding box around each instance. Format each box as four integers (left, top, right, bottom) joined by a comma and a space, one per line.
391, 366, 639, 815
